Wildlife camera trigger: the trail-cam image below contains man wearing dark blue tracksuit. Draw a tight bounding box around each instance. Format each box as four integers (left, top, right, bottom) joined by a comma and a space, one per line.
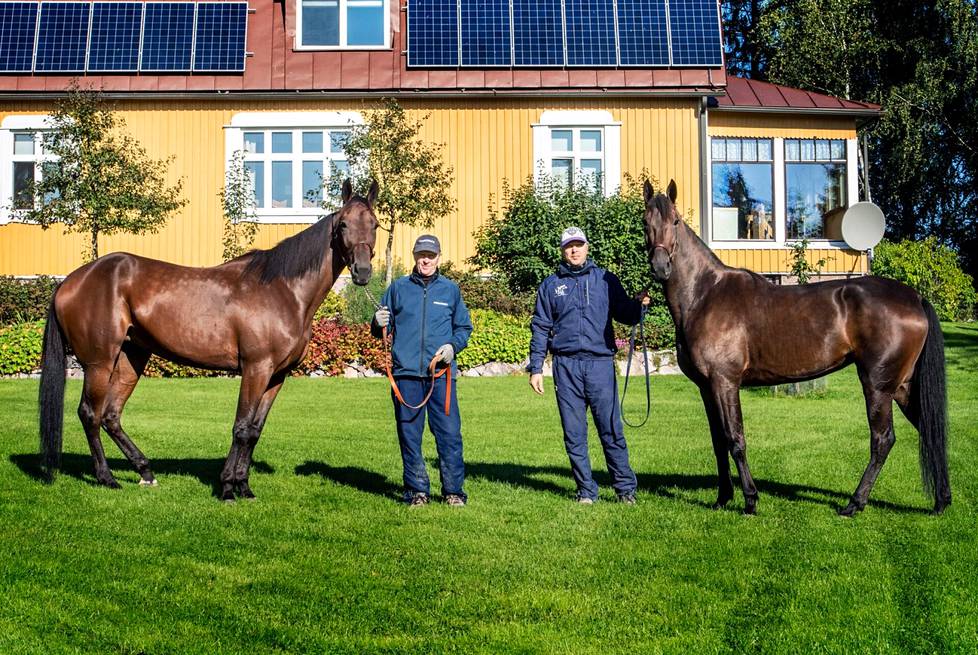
528, 226, 648, 504
372, 235, 473, 507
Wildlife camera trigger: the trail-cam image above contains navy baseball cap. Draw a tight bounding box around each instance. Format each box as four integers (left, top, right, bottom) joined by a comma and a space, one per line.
413, 234, 441, 254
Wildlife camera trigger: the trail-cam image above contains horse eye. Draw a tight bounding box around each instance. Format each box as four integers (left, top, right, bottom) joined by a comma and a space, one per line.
338, 221, 347, 231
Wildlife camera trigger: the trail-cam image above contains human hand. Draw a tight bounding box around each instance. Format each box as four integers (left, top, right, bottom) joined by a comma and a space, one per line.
636, 290, 652, 307
529, 373, 544, 395
432, 343, 454, 366
374, 306, 390, 328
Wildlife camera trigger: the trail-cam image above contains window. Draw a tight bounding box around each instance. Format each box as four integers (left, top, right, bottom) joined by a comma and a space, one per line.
532, 110, 621, 197
785, 139, 847, 240
711, 138, 774, 241
297, 0, 388, 48
226, 112, 362, 223
1, 116, 55, 224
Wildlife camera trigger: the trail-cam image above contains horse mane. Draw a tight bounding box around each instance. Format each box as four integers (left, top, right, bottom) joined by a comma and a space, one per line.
242, 212, 337, 284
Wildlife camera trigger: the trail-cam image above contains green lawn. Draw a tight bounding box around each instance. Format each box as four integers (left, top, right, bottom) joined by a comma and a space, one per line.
1, 324, 977, 654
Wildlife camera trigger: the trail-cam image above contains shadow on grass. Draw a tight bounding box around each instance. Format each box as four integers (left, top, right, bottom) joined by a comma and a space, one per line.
295, 461, 400, 501
9, 453, 274, 499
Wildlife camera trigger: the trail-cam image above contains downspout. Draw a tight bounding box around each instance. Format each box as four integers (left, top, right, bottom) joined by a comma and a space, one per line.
698, 96, 710, 243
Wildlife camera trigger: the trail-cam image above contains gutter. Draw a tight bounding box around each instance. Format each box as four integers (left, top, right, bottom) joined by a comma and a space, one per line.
711, 105, 881, 118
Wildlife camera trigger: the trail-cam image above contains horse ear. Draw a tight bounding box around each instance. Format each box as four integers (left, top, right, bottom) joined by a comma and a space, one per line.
643, 179, 654, 205
667, 179, 677, 203
341, 179, 353, 204
366, 179, 379, 207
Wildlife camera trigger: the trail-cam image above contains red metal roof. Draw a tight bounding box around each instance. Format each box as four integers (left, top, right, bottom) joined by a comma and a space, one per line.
714, 76, 881, 114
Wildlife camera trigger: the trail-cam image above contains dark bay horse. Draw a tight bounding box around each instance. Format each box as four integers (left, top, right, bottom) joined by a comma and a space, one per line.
642, 179, 949, 516
39, 180, 379, 501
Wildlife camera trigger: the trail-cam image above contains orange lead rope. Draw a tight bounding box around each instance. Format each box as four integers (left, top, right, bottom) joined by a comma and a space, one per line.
382, 326, 452, 415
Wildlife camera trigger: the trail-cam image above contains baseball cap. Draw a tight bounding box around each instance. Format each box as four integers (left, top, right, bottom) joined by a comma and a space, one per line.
412, 234, 441, 254
560, 226, 588, 247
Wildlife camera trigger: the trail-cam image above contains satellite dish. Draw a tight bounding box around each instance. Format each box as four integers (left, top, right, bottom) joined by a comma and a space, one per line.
841, 202, 886, 250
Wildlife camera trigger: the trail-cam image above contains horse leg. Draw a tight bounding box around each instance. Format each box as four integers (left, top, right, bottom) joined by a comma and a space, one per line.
101, 344, 157, 486
699, 386, 734, 509
78, 364, 120, 488
220, 365, 273, 501
840, 378, 896, 517
711, 380, 759, 514
232, 371, 286, 499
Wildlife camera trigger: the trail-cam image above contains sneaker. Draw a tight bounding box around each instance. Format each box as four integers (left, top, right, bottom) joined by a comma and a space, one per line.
617, 492, 637, 505
444, 494, 466, 507
576, 495, 595, 505
407, 493, 429, 507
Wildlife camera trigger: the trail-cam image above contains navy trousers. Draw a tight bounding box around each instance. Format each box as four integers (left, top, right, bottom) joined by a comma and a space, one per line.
391, 375, 466, 501
552, 356, 637, 500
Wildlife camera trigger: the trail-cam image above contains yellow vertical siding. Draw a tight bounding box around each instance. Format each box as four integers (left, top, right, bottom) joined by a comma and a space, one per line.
715, 248, 864, 275
0, 97, 702, 276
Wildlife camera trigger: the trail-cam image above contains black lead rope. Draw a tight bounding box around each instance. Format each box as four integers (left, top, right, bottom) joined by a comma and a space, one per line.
620, 305, 652, 428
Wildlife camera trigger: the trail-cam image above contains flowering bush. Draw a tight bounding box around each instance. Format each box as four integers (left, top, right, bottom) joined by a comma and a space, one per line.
295, 318, 389, 376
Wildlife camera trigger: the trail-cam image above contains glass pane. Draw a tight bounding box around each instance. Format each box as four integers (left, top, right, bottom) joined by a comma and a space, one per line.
757, 139, 773, 161
711, 138, 725, 161
580, 130, 602, 152
40, 161, 59, 203
831, 140, 845, 160
816, 140, 831, 161
271, 161, 292, 208
244, 161, 264, 207
12, 162, 34, 209
742, 139, 757, 162
272, 132, 292, 154
347, 0, 384, 46
785, 139, 799, 161
711, 162, 775, 240
551, 129, 572, 152
329, 131, 349, 153
551, 158, 572, 187
244, 132, 264, 154
725, 138, 741, 161
328, 160, 350, 198
800, 140, 816, 161
302, 131, 323, 153
14, 133, 34, 155
302, 161, 323, 207
302, 0, 339, 45
786, 162, 848, 240
580, 159, 602, 190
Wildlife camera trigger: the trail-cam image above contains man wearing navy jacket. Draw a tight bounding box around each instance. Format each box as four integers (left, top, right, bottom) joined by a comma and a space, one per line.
528, 226, 648, 505
372, 235, 473, 507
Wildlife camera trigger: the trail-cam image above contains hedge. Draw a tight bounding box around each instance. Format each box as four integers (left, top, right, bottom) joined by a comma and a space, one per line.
0, 320, 44, 376
872, 237, 976, 321
0, 276, 59, 326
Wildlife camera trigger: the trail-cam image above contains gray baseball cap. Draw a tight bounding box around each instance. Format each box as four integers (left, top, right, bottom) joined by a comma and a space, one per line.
412, 234, 441, 254
560, 226, 588, 247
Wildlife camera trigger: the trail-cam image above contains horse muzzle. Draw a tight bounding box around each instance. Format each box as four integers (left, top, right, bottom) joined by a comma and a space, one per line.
651, 247, 672, 281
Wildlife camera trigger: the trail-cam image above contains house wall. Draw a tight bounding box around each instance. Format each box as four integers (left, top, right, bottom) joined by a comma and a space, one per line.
0, 96, 701, 276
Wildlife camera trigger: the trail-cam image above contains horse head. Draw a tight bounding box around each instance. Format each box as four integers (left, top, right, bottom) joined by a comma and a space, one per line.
643, 178, 681, 281
335, 179, 380, 286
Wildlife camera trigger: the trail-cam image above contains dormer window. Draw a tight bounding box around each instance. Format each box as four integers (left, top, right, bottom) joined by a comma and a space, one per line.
297, 0, 390, 49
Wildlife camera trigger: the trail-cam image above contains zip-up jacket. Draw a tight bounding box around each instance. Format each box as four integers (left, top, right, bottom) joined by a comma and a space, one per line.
371, 271, 473, 378
528, 260, 642, 374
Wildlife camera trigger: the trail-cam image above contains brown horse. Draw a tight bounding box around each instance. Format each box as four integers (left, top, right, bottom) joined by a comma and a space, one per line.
39, 179, 379, 501
642, 179, 949, 516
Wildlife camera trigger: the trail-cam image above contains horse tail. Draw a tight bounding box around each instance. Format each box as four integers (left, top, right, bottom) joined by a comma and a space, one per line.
912, 298, 950, 511
39, 291, 66, 481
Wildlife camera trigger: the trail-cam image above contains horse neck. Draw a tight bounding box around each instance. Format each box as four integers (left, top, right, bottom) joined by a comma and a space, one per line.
663, 220, 725, 321
293, 246, 344, 326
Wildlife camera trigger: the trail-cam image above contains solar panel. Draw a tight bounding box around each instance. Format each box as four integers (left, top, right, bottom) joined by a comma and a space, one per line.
512, 0, 563, 66
88, 2, 142, 72
141, 2, 195, 71
667, 0, 722, 66
0, 3, 39, 73
194, 2, 247, 71
407, 0, 458, 67
459, 0, 510, 67
618, 0, 669, 66
35, 2, 90, 72
564, 0, 616, 66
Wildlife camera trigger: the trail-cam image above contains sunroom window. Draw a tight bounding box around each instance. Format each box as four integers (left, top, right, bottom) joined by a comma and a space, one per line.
710, 137, 774, 241
785, 139, 847, 240
298, 0, 388, 48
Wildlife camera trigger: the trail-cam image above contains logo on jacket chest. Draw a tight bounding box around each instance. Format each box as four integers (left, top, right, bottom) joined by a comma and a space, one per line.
554, 284, 568, 297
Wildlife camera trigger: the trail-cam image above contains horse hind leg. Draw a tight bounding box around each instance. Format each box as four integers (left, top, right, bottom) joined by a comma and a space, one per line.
78, 364, 121, 488
840, 376, 896, 517
101, 344, 157, 486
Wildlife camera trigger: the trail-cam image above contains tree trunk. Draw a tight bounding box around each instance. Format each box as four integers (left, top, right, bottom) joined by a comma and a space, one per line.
89, 227, 99, 261
385, 228, 394, 285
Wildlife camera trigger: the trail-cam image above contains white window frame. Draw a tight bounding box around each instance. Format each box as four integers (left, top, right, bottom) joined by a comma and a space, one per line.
225, 112, 364, 224
532, 110, 622, 197
0, 115, 55, 225
295, 0, 391, 50
783, 138, 854, 245
708, 135, 858, 250
708, 137, 776, 243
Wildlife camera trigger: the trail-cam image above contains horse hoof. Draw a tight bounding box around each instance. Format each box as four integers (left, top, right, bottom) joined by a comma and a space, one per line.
743, 501, 757, 515
100, 479, 122, 489
139, 478, 159, 487
838, 504, 859, 517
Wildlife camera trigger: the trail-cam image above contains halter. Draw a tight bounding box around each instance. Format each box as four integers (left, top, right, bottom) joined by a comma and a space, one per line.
649, 208, 680, 263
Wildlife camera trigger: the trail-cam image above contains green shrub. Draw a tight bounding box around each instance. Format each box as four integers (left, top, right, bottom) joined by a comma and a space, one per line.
0, 276, 59, 326
440, 261, 535, 317
313, 292, 348, 321
0, 320, 44, 375
341, 263, 407, 324
144, 357, 228, 378
456, 309, 532, 369
872, 237, 976, 320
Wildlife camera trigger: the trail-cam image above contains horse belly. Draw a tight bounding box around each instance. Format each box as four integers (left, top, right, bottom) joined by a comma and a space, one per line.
745, 326, 851, 385
129, 300, 239, 370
